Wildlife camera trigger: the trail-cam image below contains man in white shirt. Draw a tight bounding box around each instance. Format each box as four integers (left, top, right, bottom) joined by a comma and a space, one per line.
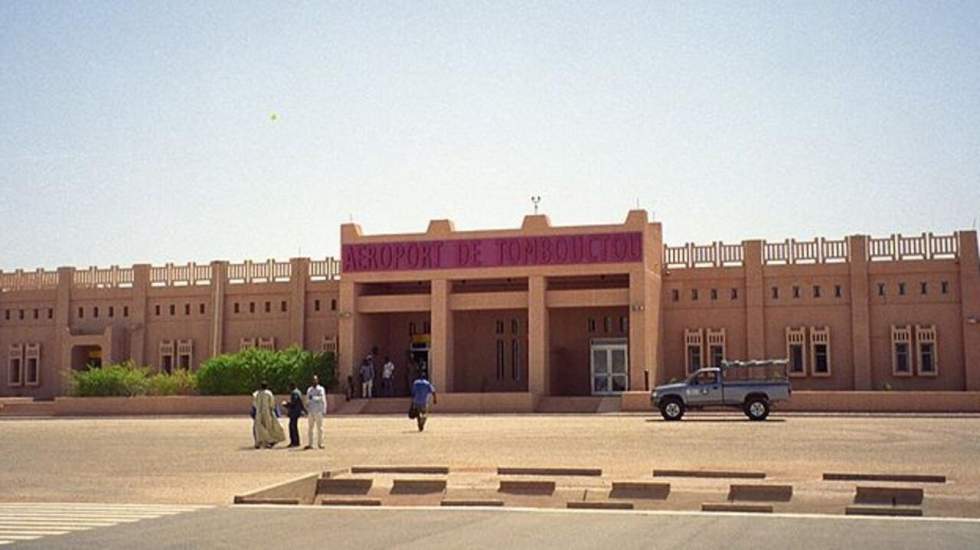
305, 375, 327, 450
381, 356, 395, 396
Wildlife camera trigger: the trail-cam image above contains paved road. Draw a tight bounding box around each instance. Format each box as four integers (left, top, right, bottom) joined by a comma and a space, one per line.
8, 506, 980, 550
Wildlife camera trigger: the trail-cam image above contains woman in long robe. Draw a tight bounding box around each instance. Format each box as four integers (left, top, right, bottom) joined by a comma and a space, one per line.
252, 382, 286, 448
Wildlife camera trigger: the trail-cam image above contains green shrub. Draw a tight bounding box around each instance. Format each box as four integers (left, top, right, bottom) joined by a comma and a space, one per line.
196, 346, 336, 395
71, 361, 150, 397
147, 369, 198, 396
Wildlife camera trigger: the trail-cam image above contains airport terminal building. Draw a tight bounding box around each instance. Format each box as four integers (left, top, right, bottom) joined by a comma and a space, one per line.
2, 210, 979, 405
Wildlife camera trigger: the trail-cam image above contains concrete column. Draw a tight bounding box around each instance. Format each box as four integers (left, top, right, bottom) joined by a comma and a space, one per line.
743, 240, 765, 359
289, 258, 309, 348
958, 231, 980, 390
430, 278, 454, 392
338, 280, 358, 388
54, 267, 74, 396
208, 261, 227, 357
130, 264, 150, 366
848, 235, 872, 390
628, 269, 659, 389
528, 275, 550, 395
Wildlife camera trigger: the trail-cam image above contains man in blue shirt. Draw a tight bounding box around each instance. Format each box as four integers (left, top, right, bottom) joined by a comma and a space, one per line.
410, 375, 437, 432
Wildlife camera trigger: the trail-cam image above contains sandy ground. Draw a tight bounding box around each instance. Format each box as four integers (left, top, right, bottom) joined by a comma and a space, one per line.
1, 413, 979, 507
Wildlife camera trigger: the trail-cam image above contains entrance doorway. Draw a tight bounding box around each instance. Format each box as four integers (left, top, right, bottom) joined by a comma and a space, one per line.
71, 345, 103, 371
409, 336, 429, 380
590, 338, 628, 394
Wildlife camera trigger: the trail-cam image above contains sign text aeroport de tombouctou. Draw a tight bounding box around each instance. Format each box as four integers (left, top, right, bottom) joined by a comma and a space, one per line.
342, 232, 643, 272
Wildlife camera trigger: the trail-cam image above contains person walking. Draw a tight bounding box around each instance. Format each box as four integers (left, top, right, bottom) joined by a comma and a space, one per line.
409, 374, 437, 432
359, 357, 375, 399
305, 375, 327, 450
283, 383, 306, 448
381, 356, 395, 397
252, 381, 286, 449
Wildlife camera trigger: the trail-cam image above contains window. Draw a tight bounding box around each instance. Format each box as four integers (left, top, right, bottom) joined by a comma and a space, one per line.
177, 339, 193, 370
123, 306, 129, 317
155, 305, 160, 316
264, 301, 271, 313
159, 340, 175, 374
78, 307, 84, 319
184, 304, 190, 315
281, 301, 287, 313
108, 306, 114, 318
587, 318, 597, 333
314, 299, 321, 312
792, 286, 800, 299
25, 344, 40, 386
710, 289, 718, 301
258, 337, 275, 351
813, 286, 821, 298
941, 281, 949, 294
920, 282, 927, 295
199, 303, 205, 315
511, 319, 520, 334
48, 309, 53, 319
234, 303, 240, 314
877, 283, 885, 297
671, 289, 679, 302
603, 317, 611, 333
495, 340, 505, 380
772, 287, 779, 299
810, 327, 831, 376
685, 329, 703, 373
834, 285, 842, 298
620, 316, 628, 333
891, 326, 912, 376
495, 321, 504, 335
18, 309, 24, 320
511, 339, 521, 381
249, 302, 255, 314
331, 299, 337, 311
33, 309, 39, 320
169, 304, 175, 316
240, 337, 256, 351
786, 327, 806, 377
707, 328, 726, 368
691, 289, 698, 301
731, 288, 738, 300
898, 282, 906, 296
7, 344, 24, 386
916, 325, 937, 376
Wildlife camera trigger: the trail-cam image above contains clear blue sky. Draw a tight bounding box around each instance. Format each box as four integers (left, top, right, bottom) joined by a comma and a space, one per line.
2, 1, 978, 270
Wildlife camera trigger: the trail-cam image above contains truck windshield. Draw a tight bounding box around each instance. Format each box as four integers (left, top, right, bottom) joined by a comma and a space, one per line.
689, 371, 719, 385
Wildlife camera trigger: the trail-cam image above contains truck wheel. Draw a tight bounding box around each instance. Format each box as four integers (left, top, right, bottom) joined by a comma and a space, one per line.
744, 398, 770, 421
660, 398, 685, 421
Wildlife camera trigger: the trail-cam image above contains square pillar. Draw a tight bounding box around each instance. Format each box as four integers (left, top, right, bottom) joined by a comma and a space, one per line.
848, 235, 872, 390
54, 266, 74, 396
743, 240, 766, 359
958, 231, 980, 390
629, 269, 659, 389
528, 275, 550, 395
430, 278, 454, 392
208, 261, 227, 357
338, 280, 358, 387
288, 258, 309, 348
130, 264, 150, 365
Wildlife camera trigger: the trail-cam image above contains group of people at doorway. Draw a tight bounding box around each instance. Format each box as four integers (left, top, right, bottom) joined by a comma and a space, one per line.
354, 349, 426, 399
250, 369, 440, 447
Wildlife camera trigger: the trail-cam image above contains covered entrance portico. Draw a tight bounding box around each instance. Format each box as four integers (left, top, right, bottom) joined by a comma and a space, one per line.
337, 211, 663, 410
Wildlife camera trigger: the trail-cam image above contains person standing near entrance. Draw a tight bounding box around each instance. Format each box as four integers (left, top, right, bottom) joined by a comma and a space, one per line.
381, 356, 395, 396
359, 357, 375, 398
283, 383, 307, 448
410, 374, 437, 432
305, 375, 326, 450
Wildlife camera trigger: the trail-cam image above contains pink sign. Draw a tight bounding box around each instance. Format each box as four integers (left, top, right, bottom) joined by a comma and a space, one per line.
342, 232, 643, 272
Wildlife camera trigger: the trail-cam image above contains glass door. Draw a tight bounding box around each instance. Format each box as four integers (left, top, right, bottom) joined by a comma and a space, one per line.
591, 340, 629, 395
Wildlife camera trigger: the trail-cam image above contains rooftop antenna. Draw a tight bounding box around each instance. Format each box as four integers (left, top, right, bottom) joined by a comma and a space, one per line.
531, 196, 541, 215
635, 197, 640, 209
348, 213, 353, 222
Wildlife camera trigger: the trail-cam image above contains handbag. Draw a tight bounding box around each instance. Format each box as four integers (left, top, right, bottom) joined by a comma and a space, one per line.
408, 404, 418, 419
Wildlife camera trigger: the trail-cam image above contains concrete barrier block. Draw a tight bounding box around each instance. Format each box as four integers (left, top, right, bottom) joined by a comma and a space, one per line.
352, 466, 450, 475
728, 484, 793, 502
321, 498, 382, 506
498, 480, 556, 495
317, 478, 373, 495
846, 505, 923, 517
609, 482, 671, 500
391, 479, 448, 494
498, 467, 602, 476
441, 500, 505, 507
702, 503, 773, 513
654, 469, 765, 479
567, 501, 634, 510
855, 486, 924, 506
233, 497, 299, 505
824, 473, 946, 483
